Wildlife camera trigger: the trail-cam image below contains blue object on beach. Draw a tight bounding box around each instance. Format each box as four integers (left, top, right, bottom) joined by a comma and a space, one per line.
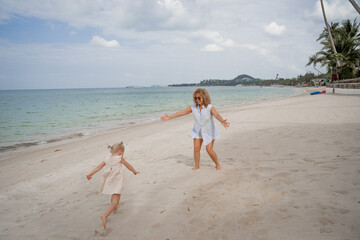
310, 91, 321, 95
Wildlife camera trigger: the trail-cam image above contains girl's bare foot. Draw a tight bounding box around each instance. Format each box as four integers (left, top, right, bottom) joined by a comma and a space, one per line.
100, 215, 107, 229
216, 165, 221, 170
192, 167, 200, 170
113, 203, 120, 213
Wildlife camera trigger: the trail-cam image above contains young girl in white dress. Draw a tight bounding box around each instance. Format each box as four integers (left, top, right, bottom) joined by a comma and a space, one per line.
86, 142, 139, 229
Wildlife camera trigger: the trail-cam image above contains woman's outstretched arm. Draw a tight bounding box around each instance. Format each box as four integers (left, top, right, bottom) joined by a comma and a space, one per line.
210, 106, 230, 128
160, 106, 192, 121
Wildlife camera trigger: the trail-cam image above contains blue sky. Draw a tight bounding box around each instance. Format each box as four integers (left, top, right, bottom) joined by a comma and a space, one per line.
0, 0, 359, 90
0, 17, 96, 44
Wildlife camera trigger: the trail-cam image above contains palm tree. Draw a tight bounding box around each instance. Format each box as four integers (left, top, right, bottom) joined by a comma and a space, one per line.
340, 19, 360, 45
307, 19, 360, 79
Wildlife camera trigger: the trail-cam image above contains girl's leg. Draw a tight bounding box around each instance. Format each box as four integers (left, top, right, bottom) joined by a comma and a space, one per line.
101, 194, 121, 229
193, 139, 203, 170
111, 194, 120, 213
206, 140, 221, 170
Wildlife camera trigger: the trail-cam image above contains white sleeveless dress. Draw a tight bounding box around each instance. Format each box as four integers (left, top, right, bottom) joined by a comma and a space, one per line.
99, 154, 125, 195
190, 104, 220, 146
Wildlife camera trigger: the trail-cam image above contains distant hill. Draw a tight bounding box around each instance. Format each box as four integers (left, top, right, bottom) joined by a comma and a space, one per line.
233, 74, 258, 82
168, 74, 259, 87
199, 74, 259, 86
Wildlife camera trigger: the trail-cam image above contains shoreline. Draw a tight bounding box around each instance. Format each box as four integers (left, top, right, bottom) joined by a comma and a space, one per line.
0, 86, 308, 161
0, 90, 359, 239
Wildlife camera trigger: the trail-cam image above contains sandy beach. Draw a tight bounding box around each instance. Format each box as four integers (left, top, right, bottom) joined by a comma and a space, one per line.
0, 90, 359, 240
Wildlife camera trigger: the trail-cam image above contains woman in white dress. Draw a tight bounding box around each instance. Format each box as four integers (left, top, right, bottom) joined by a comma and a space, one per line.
87, 142, 139, 229
161, 88, 230, 170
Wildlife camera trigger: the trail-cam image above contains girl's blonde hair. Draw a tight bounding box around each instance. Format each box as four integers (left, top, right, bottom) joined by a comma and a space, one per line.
108, 142, 125, 154
193, 88, 211, 107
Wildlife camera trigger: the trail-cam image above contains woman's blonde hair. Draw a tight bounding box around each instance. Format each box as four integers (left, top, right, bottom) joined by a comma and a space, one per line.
193, 88, 211, 107
108, 142, 125, 154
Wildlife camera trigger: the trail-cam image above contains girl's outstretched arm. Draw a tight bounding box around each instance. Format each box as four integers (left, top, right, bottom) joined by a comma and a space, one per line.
160, 106, 192, 121
86, 162, 106, 180
121, 156, 140, 175
210, 106, 230, 128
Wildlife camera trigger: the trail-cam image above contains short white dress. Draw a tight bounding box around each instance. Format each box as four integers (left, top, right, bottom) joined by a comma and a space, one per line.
190, 104, 220, 146
99, 154, 125, 195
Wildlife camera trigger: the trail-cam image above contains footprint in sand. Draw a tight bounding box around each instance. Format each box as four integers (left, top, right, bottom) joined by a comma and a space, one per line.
152, 223, 161, 228
254, 229, 268, 238
337, 208, 351, 214
94, 228, 111, 237
319, 217, 334, 225
319, 217, 334, 233
271, 172, 293, 185
287, 153, 297, 157
321, 165, 338, 171
272, 172, 291, 178
249, 173, 260, 180
237, 210, 263, 226
303, 158, 314, 163
333, 190, 348, 195
86, 192, 98, 197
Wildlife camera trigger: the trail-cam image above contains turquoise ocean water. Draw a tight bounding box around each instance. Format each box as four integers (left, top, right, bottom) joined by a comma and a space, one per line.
0, 86, 303, 153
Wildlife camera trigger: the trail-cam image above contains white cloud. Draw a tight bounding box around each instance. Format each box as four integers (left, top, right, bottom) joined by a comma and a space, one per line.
311, 0, 359, 20
196, 30, 224, 43
241, 44, 269, 56
90, 36, 119, 47
157, 0, 186, 24
172, 38, 189, 44
155, 0, 201, 29
201, 43, 223, 52
264, 22, 286, 36
222, 39, 235, 47
193, 30, 235, 50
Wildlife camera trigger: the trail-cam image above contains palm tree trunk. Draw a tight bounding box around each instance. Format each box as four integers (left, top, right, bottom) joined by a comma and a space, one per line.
320, 0, 341, 72
349, 0, 360, 15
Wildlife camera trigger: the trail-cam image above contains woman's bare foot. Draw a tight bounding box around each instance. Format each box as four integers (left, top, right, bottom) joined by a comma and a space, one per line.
216, 165, 221, 170
113, 203, 120, 214
192, 167, 200, 170
100, 215, 107, 229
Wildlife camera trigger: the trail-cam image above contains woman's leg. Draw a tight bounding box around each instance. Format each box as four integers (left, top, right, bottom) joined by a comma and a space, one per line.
193, 139, 203, 170
101, 194, 121, 229
206, 140, 221, 170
